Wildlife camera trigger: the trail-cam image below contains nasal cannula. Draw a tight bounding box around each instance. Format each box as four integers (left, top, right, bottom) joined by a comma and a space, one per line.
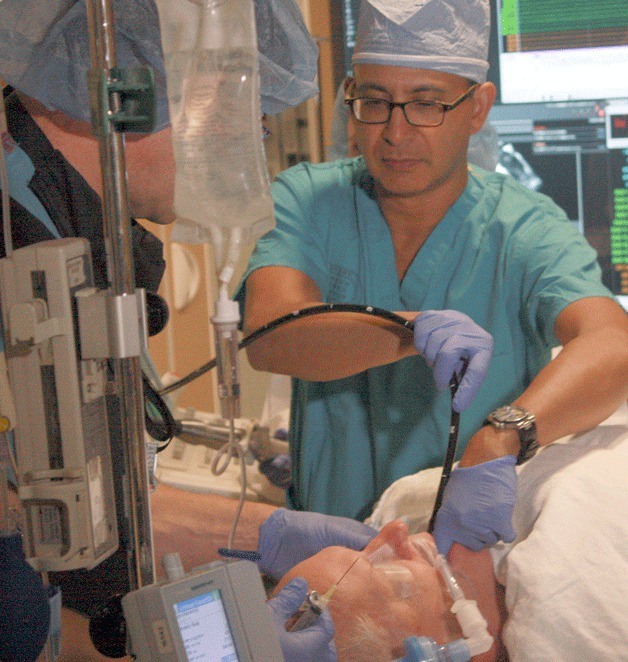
285, 555, 361, 632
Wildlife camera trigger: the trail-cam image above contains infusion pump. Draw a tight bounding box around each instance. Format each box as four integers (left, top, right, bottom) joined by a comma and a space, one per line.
122, 558, 284, 661
0, 238, 119, 571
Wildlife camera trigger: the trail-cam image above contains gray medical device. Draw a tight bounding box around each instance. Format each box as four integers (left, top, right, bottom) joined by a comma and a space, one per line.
121, 559, 284, 661
0, 238, 118, 571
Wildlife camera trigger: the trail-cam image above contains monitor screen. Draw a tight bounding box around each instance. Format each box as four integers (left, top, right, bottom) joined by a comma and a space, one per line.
334, 0, 628, 310
488, 2, 628, 310
174, 589, 239, 662
495, 1, 628, 104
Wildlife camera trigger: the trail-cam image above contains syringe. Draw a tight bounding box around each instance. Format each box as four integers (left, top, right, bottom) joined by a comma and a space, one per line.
284, 584, 337, 632
285, 555, 361, 632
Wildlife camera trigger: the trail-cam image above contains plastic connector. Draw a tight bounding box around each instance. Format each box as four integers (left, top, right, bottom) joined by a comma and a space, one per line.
435, 553, 493, 657
213, 296, 240, 326
451, 598, 493, 656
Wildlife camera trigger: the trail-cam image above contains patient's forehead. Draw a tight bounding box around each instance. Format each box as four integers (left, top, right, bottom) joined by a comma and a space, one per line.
280, 539, 436, 598
300, 546, 363, 589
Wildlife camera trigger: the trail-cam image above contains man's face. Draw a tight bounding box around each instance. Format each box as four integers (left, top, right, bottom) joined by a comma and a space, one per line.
275, 521, 460, 660
350, 64, 492, 203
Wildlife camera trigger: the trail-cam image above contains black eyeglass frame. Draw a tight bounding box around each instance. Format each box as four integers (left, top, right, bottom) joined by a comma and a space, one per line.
344, 83, 480, 127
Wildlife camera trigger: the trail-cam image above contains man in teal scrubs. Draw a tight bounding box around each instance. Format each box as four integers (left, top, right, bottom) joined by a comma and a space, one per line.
239, 0, 628, 554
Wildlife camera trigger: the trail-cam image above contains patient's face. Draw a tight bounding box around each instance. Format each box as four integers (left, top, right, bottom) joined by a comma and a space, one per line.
275, 521, 461, 660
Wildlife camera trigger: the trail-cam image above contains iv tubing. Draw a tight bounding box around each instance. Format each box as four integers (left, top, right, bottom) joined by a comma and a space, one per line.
211, 226, 245, 548
218, 227, 243, 290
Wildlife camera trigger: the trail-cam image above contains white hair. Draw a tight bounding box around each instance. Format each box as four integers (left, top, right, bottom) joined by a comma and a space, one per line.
333, 603, 416, 661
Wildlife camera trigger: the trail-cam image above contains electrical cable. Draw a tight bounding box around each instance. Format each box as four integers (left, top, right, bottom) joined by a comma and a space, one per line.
142, 373, 181, 446
144, 304, 413, 445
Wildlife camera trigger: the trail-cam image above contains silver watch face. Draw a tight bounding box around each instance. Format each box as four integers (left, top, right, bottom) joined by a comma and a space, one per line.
489, 405, 535, 428
493, 405, 527, 424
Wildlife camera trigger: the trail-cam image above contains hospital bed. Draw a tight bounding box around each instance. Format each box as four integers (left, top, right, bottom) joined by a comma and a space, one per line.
154, 399, 627, 661
367, 402, 628, 661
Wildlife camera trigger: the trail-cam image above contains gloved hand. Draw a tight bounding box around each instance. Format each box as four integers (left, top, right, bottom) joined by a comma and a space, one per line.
413, 310, 493, 412
432, 455, 517, 556
258, 509, 377, 581
267, 578, 337, 662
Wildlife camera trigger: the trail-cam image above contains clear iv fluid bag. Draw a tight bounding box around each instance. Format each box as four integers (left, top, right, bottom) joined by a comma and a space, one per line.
156, 0, 274, 241
167, 48, 272, 228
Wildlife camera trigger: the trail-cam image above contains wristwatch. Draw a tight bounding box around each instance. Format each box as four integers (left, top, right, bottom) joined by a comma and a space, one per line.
484, 405, 539, 465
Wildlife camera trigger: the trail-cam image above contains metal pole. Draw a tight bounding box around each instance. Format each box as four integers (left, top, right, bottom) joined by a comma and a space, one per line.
85, 0, 155, 591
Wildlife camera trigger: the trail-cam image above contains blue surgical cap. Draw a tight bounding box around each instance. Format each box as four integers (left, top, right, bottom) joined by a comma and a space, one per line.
353, 0, 490, 83
0, 0, 319, 130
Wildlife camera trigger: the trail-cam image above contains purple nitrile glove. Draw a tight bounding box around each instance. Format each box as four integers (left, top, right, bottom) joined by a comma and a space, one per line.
258, 509, 377, 581
432, 455, 517, 556
267, 578, 337, 662
413, 310, 493, 412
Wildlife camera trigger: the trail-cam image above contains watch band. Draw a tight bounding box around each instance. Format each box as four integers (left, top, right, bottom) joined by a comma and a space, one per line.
514, 424, 539, 465
484, 405, 539, 465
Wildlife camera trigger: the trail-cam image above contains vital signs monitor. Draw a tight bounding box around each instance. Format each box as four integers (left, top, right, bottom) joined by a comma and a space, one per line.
121, 559, 283, 661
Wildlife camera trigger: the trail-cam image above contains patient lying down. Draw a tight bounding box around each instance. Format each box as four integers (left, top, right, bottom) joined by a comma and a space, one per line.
274, 520, 506, 661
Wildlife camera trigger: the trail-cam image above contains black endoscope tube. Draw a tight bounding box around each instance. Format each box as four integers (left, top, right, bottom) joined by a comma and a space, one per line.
158, 303, 414, 396
154, 302, 465, 526
150, 304, 414, 446
427, 358, 468, 533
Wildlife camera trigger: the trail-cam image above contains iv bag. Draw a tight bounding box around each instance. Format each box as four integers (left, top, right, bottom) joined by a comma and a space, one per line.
155, 0, 275, 244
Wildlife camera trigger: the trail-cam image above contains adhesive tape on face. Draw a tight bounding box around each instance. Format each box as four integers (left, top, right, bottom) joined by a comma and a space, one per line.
365, 543, 395, 565
375, 563, 416, 600
409, 535, 437, 564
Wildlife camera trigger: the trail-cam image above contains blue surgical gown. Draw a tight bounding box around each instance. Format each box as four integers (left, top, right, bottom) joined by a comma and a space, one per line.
238, 157, 614, 520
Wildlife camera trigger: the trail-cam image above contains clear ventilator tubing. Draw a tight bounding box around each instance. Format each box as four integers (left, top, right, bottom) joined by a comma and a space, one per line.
435, 554, 493, 658
393, 540, 493, 661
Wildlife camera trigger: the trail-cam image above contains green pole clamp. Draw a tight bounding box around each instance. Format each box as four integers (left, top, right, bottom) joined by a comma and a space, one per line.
89, 66, 157, 135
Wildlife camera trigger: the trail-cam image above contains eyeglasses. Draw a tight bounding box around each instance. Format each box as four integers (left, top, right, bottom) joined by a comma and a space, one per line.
345, 84, 479, 127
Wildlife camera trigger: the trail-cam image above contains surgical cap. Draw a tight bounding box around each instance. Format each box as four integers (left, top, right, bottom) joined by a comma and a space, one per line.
352, 0, 490, 83
0, 0, 318, 130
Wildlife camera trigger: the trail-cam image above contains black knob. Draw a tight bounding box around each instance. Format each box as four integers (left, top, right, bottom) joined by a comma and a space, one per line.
88, 594, 128, 658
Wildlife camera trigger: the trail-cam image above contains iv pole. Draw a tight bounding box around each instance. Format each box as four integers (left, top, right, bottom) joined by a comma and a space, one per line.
84, 0, 156, 592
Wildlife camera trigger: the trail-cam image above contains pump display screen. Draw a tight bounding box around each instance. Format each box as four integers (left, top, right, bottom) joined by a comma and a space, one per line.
173, 589, 239, 661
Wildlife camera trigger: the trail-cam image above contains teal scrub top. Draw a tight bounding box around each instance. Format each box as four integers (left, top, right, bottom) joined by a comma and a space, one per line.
238, 157, 614, 520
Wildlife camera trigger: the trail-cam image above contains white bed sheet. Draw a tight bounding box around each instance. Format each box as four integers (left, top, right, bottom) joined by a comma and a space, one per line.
366, 404, 628, 661
494, 404, 628, 661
